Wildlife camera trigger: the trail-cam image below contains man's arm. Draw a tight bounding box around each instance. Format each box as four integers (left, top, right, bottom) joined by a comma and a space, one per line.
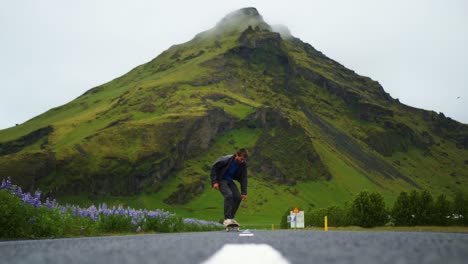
210, 161, 219, 188
239, 164, 248, 196
210, 156, 226, 189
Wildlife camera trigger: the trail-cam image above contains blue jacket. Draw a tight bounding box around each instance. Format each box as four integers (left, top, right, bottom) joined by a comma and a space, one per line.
210, 155, 248, 195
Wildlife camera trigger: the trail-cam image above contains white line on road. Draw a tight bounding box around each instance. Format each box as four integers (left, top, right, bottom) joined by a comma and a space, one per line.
201, 243, 290, 264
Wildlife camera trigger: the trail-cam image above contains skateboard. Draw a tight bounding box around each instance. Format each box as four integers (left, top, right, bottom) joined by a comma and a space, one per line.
225, 223, 240, 232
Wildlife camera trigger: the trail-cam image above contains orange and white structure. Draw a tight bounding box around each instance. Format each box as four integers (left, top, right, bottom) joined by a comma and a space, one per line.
288, 207, 305, 229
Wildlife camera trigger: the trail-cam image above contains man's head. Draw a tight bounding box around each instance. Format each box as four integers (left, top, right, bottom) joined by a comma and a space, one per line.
235, 148, 249, 164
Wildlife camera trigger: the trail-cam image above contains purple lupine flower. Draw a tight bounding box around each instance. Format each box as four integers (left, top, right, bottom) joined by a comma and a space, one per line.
127, 209, 135, 218
22, 192, 34, 206
45, 197, 56, 209
1, 179, 5, 189
78, 208, 83, 215
88, 205, 98, 221
71, 206, 78, 217
33, 198, 42, 208
104, 208, 112, 216
14, 186, 23, 197
81, 208, 88, 218
1, 177, 13, 190
130, 209, 146, 227
88, 205, 97, 214
183, 218, 196, 224
147, 210, 160, 218
78, 207, 84, 217
183, 218, 222, 226
33, 191, 42, 207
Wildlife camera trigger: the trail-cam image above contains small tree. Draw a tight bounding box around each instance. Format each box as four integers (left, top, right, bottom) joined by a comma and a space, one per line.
280, 208, 291, 229
452, 192, 468, 226
418, 190, 435, 225
306, 208, 327, 227
407, 190, 420, 226
369, 192, 388, 226
326, 205, 352, 227
433, 194, 451, 226
392, 191, 413, 226
350, 190, 387, 227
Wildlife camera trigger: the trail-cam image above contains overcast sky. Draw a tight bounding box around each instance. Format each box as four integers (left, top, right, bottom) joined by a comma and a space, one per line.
1, 0, 467, 130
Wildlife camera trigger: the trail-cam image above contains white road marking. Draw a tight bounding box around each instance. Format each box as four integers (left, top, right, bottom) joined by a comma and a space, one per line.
239, 229, 254, 236
201, 244, 290, 264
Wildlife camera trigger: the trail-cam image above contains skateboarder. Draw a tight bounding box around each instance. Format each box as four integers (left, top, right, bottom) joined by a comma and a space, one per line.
211, 148, 249, 226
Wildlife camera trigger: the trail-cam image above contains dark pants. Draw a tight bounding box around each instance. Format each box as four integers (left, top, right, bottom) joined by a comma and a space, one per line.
219, 180, 242, 219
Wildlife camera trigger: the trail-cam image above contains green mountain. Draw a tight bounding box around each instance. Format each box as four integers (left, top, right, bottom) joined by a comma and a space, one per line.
1, 7, 467, 224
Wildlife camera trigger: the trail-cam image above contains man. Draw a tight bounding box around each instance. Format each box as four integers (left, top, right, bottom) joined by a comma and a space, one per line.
211, 148, 249, 226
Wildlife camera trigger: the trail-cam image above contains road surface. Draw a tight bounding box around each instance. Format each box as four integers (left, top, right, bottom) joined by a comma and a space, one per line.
1, 230, 467, 264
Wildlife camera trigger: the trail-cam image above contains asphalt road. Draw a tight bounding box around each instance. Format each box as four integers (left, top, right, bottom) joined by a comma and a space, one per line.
1, 230, 467, 264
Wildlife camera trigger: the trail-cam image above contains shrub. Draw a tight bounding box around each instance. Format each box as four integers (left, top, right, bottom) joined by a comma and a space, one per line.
143, 209, 182, 233
29, 207, 65, 238
391, 191, 413, 226
433, 194, 451, 226
407, 190, 420, 226
98, 214, 133, 233
306, 208, 327, 227
452, 192, 468, 226
417, 190, 435, 225
280, 208, 292, 229
306, 205, 352, 227
0, 189, 66, 239
1, 177, 223, 238
326, 205, 353, 226
350, 190, 387, 227
0, 189, 34, 239
61, 212, 98, 236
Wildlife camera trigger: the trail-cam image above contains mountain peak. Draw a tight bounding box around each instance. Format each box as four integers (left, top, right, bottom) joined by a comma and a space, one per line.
195, 7, 295, 40
214, 7, 271, 33
221, 7, 261, 20
218, 7, 262, 23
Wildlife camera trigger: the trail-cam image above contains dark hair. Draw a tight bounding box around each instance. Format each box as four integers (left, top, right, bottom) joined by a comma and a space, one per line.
236, 148, 249, 158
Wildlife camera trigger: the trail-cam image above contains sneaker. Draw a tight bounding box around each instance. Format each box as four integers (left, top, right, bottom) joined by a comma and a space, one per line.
231, 219, 240, 226
223, 219, 233, 226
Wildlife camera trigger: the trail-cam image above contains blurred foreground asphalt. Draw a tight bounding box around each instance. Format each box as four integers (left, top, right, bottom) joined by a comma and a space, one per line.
1, 230, 468, 264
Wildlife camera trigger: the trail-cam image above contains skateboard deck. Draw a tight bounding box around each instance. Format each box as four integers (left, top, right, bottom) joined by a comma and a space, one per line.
225, 223, 240, 232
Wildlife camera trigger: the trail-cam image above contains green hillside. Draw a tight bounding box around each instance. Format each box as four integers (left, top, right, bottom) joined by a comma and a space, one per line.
1, 7, 467, 226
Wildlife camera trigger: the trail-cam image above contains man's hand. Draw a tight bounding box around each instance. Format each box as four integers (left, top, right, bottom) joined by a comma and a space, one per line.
213, 182, 219, 190
241, 195, 247, 201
